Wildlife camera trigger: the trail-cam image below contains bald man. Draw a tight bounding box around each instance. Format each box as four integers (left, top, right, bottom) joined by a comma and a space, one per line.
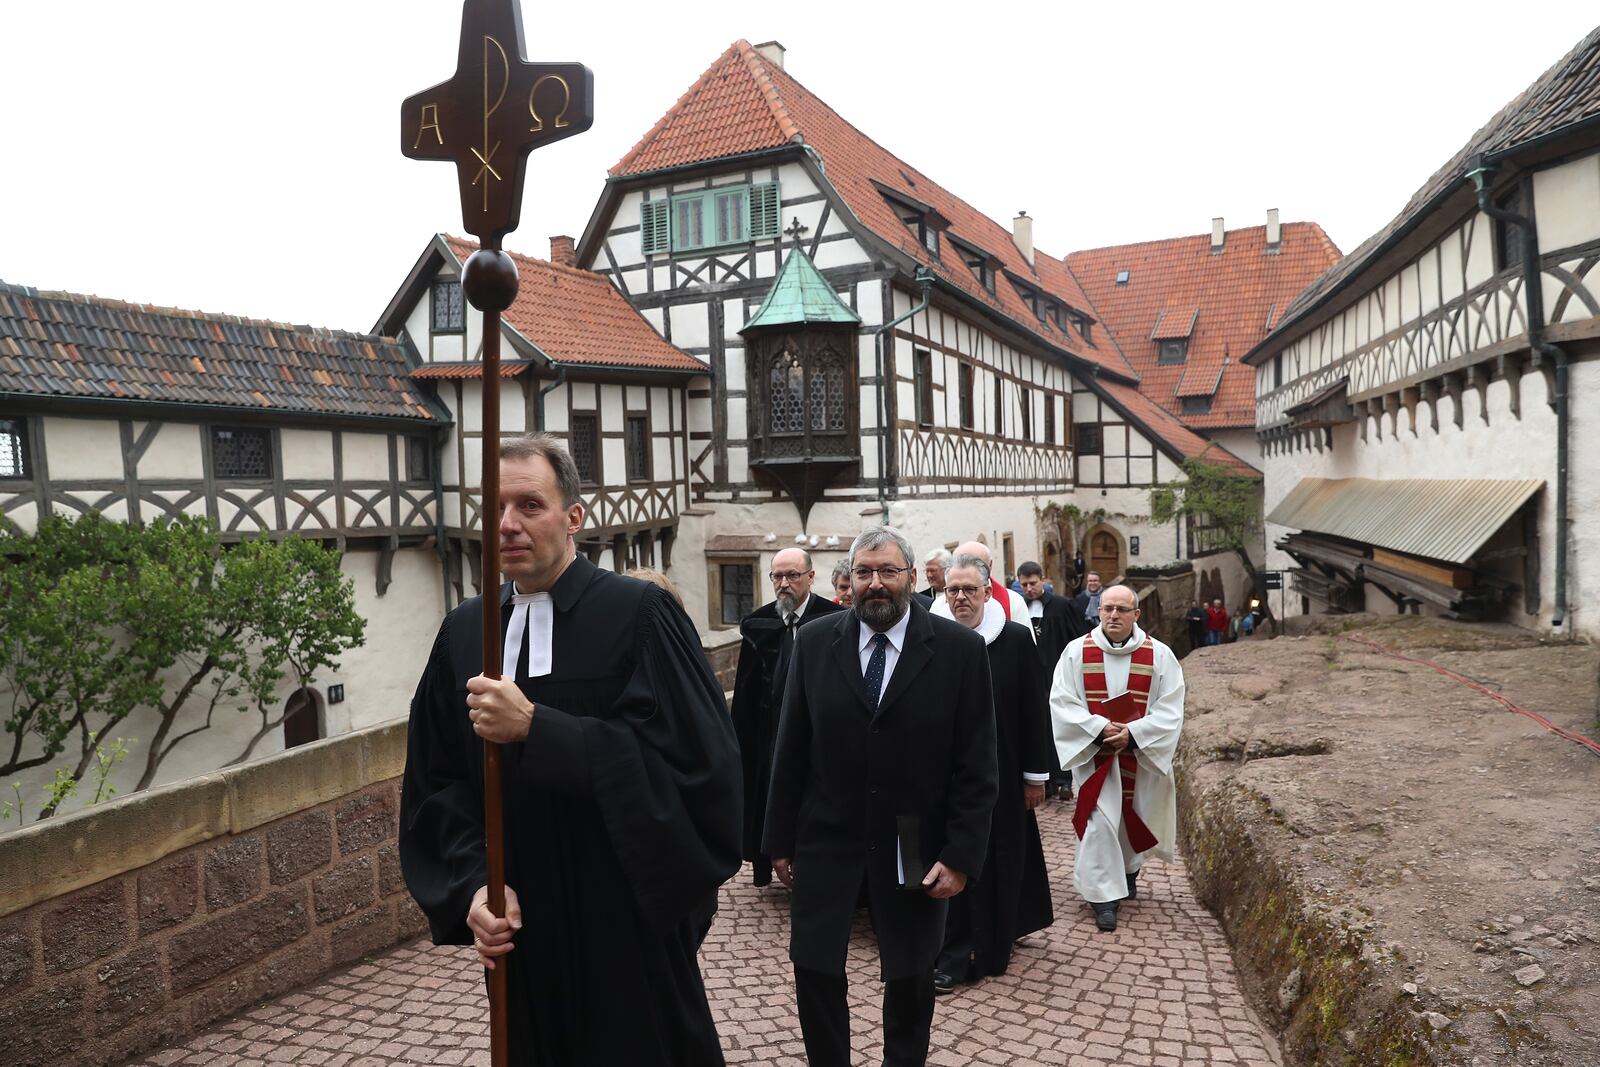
730, 548, 845, 886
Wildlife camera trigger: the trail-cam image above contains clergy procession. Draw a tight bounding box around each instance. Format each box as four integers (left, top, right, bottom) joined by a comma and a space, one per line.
399, 431, 1186, 1067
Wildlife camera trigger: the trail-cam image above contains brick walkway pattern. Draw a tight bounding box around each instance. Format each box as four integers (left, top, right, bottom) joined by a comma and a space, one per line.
126, 802, 1279, 1066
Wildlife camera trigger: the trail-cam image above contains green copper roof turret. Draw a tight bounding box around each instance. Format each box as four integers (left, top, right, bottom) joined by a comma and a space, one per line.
740, 245, 861, 332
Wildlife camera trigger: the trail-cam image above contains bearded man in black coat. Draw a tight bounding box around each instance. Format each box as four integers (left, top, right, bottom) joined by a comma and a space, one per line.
729, 546, 844, 887
930, 556, 1055, 993
765, 526, 997, 1067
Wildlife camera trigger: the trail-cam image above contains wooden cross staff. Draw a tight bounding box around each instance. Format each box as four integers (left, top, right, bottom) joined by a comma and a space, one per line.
400, 3, 592, 1064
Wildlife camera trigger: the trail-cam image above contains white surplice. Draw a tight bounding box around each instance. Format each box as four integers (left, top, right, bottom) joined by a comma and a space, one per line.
1048, 625, 1184, 903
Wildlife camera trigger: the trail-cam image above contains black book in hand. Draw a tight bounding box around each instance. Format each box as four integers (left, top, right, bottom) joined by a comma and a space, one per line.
896, 815, 929, 891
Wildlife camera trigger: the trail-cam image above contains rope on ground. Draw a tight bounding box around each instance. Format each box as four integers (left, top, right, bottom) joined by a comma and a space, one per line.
1336, 632, 1600, 758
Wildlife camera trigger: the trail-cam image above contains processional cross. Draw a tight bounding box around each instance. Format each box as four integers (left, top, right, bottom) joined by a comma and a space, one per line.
399, 5, 593, 1065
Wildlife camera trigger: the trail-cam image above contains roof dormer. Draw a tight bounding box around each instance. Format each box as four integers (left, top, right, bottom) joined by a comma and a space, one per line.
872, 180, 949, 258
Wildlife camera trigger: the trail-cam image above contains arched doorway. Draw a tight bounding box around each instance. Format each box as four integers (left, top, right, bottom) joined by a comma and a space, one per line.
1081, 525, 1124, 584
1042, 541, 1061, 589
283, 687, 324, 749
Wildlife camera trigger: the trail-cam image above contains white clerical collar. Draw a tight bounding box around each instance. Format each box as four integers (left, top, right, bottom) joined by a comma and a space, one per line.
1028, 598, 1045, 618
504, 589, 554, 681
859, 606, 911, 655
1090, 624, 1146, 656
928, 596, 1006, 645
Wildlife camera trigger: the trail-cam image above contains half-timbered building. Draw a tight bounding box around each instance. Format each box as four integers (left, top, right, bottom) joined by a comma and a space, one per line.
571, 39, 1255, 627
1249, 27, 1600, 635
0, 279, 450, 790
1066, 216, 1343, 599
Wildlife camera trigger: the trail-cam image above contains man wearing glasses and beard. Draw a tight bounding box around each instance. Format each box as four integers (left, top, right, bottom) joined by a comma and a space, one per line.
764, 526, 997, 1067
730, 547, 845, 888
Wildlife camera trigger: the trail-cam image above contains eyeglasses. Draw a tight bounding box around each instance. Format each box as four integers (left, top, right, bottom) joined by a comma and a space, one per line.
769, 571, 810, 584
1098, 604, 1137, 615
852, 565, 910, 582
943, 585, 984, 600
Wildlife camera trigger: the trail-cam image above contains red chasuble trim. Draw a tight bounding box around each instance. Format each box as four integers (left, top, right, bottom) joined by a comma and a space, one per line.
1071, 641, 1159, 853
990, 578, 1012, 620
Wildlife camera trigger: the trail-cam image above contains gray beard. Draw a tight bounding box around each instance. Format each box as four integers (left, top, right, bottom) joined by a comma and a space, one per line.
776, 590, 802, 615
856, 586, 909, 630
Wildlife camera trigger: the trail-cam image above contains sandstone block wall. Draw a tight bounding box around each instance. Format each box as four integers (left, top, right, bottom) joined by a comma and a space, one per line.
0, 720, 427, 1067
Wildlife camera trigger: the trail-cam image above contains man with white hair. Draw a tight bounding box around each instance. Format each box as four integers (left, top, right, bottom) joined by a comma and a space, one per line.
1049, 583, 1184, 932
916, 547, 952, 604
949, 541, 1030, 632
932, 554, 1054, 993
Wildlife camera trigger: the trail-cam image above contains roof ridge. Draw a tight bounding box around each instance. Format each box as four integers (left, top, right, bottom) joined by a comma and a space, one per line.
3, 279, 386, 340
734, 39, 802, 145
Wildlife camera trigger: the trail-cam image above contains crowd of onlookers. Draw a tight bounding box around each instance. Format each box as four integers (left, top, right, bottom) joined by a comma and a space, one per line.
1183, 597, 1259, 649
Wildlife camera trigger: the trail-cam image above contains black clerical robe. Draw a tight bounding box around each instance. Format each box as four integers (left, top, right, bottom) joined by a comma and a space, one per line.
729, 592, 844, 884
1028, 589, 1085, 676
940, 620, 1055, 980
399, 555, 741, 1067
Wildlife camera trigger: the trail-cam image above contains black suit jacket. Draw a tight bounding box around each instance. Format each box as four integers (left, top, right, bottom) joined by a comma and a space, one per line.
729, 592, 844, 861
763, 598, 998, 980
1029, 590, 1085, 676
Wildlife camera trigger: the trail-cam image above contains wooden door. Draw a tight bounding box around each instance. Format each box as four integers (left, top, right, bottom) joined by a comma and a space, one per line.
1089, 531, 1120, 582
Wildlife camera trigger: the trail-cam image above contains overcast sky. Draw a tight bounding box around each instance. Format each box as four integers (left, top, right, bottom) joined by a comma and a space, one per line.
3, 2, 1595, 332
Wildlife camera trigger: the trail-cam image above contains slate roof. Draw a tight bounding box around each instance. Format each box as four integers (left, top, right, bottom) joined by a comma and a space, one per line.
440, 237, 705, 373
0, 280, 437, 421
1067, 223, 1342, 429
610, 40, 1138, 382
1096, 378, 1259, 477
1254, 25, 1600, 358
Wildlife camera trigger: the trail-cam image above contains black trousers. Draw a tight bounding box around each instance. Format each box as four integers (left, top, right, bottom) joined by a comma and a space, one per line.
934, 892, 973, 981
795, 965, 934, 1067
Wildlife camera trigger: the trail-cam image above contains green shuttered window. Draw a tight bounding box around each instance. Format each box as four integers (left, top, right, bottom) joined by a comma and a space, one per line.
648, 182, 782, 254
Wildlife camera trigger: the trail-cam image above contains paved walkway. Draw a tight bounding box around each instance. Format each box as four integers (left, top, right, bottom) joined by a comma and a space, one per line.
127, 803, 1280, 1066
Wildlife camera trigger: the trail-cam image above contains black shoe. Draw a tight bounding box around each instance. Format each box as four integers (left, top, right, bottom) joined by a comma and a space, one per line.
933, 971, 959, 995
1093, 902, 1119, 932
1125, 870, 1138, 901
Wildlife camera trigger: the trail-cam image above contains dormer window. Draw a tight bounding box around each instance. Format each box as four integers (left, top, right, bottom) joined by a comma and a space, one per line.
1181, 395, 1213, 416
876, 183, 948, 260
895, 202, 940, 255
953, 239, 997, 294
1010, 277, 1041, 319
1158, 339, 1189, 364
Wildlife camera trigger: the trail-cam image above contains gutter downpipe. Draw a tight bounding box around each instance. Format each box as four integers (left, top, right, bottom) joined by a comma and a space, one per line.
871, 268, 934, 524
1466, 155, 1569, 633
534, 360, 566, 432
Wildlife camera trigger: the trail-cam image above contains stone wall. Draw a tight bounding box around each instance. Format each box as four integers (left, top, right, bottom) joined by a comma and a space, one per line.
0, 720, 424, 1067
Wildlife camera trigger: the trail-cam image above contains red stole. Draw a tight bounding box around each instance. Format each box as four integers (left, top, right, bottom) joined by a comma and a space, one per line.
990, 578, 1012, 619
1071, 641, 1159, 852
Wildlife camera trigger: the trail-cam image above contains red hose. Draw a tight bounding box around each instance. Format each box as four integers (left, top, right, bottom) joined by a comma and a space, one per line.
1337, 633, 1600, 757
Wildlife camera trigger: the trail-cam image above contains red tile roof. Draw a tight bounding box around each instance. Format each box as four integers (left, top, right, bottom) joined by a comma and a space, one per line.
1066, 223, 1341, 429
1097, 378, 1259, 477
410, 359, 532, 379
442, 237, 704, 373
611, 41, 1138, 382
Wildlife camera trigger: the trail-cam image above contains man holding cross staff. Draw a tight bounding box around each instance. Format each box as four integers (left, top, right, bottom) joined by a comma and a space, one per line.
396, 3, 741, 1064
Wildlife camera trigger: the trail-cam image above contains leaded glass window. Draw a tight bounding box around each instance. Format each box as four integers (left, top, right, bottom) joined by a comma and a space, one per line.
431, 279, 464, 333
720, 563, 754, 625
625, 415, 650, 482
212, 427, 272, 479
0, 418, 27, 479
808, 351, 847, 432
770, 350, 805, 433
571, 414, 599, 485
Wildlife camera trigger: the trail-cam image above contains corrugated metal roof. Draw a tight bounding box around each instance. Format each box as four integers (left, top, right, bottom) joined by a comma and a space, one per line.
1267, 477, 1543, 565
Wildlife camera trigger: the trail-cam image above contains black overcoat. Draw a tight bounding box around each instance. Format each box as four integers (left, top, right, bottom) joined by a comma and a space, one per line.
964, 620, 1056, 976
762, 598, 998, 980
729, 592, 844, 867
1029, 589, 1086, 676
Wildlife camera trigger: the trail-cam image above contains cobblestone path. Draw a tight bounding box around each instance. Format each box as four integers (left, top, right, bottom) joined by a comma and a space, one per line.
127, 802, 1280, 1066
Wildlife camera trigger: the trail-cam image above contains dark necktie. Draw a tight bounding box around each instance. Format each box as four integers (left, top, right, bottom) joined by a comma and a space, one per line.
864, 632, 889, 708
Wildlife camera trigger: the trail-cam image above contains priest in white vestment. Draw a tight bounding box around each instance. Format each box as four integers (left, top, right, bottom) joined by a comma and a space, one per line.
1049, 584, 1184, 932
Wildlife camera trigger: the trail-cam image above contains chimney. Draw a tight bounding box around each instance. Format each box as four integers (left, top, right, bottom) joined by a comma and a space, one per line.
753, 40, 786, 69
549, 235, 576, 267
1210, 217, 1225, 254
1012, 211, 1035, 268
1265, 208, 1282, 253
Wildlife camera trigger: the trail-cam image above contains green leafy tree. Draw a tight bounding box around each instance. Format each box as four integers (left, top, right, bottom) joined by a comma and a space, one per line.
1149, 457, 1273, 627
0, 513, 366, 815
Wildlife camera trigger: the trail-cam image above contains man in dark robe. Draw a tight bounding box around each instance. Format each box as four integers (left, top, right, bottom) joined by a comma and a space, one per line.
729, 546, 843, 887
1016, 560, 1085, 673
765, 526, 997, 1067
931, 557, 1054, 992
400, 434, 740, 1067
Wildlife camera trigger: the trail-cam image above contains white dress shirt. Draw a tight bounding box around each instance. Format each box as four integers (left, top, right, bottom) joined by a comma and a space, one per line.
857, 606, 911, 694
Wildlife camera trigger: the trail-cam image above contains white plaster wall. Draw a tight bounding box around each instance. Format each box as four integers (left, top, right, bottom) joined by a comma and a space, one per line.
42, 417, 122, 480
342, 432, 391, 481
1207, 428, 1263, 468
1533, 153, 1600, 254
136, 422, 203, 479
280, 429, 335, 480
